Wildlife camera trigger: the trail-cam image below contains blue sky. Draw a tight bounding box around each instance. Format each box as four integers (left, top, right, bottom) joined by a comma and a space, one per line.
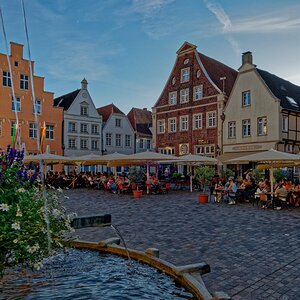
1, 0, 300, 114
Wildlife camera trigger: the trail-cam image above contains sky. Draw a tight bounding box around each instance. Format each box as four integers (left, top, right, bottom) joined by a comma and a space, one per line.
1, 0, 300, 114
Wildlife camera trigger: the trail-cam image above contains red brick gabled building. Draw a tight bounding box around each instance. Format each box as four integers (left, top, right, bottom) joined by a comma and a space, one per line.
152, 41, 237, 157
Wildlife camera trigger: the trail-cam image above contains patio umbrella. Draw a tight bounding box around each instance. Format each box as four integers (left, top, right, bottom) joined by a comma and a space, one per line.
107, 151, 179, 194
68, 153, 106, 166
24, 153, 73, 165
227, 148, 300, 197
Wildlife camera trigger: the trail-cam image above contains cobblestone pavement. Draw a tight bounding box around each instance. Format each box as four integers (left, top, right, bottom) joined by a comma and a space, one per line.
62, 189, 300, 300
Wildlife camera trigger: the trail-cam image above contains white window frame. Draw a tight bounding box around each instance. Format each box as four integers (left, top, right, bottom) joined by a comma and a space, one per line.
68, 122, 76, 133
3, 71, 11, 87
195, 145, 215, 156
80, 105, 88, 116
80, 123, 88, 133
33, 99, 41, 114
106, 133, 112, 146
157, 119, 165, 134
168, 118, 176, 133
29, 123, 37, 139
242, 91, 251, 107
180, 88, 189, 103
181, 67, 190, 83
207, 111, 216, 128
180, 115, 188, 131
125, 134, 131, 147
46, 125, 54, 140
91, 140, 99, 150
169, 91, 177, 105
20, 74, 29, 90
115, 133, 122, 147
80, 139, 88, 149
193, 114, 202, 130
242, 119, 251, 137
193, 85, 203, 101
282, 115, 288, 132
228, 121, 236, 138
257, 117, 267, 136
12, 97, 21, 112
68, 138, 76, 149
146, 139, 151, 149
139, 138, 144, 149
91, 124, 99, 134
115, 118, 121, 127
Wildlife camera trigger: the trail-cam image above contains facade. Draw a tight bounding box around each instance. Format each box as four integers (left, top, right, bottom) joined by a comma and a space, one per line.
54, 79, 102, 157
152, 41, 237, 157
127, 107, 152, 153
97, 104, 135, 155
222, 51, 300, 162
0, 42, 63, 154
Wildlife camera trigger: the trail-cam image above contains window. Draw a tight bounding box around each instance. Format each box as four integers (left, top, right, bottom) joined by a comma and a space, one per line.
46, 125, 54, 140
180, 89, 189, 103
33, 100, 41, 114
180, 116, 188, 131
242, 91, 251, 106
91, 124, 99, 134
158, 147, 175, 155
257, 117, 267, 136
193, 114, 202, 129
3, 71, 11, 87
181, 67, 190, 82
80, 123, 88, 133
194, 85, 203, 101
207, 112, 216, 128
91, 140, 99, 150
195, 145, 215, 156
80, 105, 88, 116
29, 123, 37, 138
106, 133, 112, 146
242, 119, 251, 137
80, 139, 88, 149
125, 135, 131, 147
20, 74, 29, 90
139, 139, 144, 149
12, 97, 21, 112
68, 122, 76, 133
282, 115, 288, 132
115, 134, 122, 147
168, 118, 176, 133
146, 139, 151, 149
228, 121, 236, 138
14, 61, 18, 67
68, 138, 76, 149
286, 144, 293, 152
115, 118, 121, 127
169, 91, 177, 105
157, 120, 165, 134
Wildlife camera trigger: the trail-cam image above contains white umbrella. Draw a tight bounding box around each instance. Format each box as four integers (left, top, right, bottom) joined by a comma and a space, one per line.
24, 153, 73, 164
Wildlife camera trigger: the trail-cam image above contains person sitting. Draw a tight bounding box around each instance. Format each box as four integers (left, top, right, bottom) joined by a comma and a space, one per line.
290, 183, 300, 207
214, 180, 224, 203
275, 183, 289, 209
227, 179, 238, 205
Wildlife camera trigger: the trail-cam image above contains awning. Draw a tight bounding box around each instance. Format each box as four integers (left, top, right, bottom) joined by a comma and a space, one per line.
217, 151, 259, 163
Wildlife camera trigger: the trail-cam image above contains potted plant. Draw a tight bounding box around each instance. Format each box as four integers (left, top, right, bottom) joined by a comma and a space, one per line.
128, 166, 145, 199
195, 165, 215, 204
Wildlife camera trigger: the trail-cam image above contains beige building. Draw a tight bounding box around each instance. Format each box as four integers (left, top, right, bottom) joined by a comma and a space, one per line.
221, 51, 300, 163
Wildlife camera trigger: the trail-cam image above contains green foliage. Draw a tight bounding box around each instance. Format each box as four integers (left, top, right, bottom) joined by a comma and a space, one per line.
252, 168, 264, 182
220, 168, 234, 180
195, 166, 215, 186
273, 169, 285, 182
171, 172, 183, 180
0, 147, 74, 276
128, 166, 145, 185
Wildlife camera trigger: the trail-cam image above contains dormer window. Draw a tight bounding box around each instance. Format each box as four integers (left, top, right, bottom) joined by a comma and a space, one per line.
242, 91, 251, 107
181, 68, 190, 83
80, 105, 88, 116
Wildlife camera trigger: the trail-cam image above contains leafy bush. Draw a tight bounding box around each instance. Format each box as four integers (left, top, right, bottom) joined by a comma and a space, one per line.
273, 169, 285, 182
220, 168, 234, 181
195, 166, 215, 186
128, 166, 145, 186
0, 146, 74, 276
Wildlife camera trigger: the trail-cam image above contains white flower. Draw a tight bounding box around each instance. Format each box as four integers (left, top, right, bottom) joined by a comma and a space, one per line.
34, 261, 43, 270
16, 210, 23, 217
64, 195, 70, 199
0, 203, 9, 211
11, 222, 21, 230
27, 244, 39, 254
57, 187, 63, 193
17, 188, 26, 193
13, 239, 18, 244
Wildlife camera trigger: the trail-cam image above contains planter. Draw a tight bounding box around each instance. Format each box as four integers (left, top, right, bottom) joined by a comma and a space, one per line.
198, 193, 209, 204
133, 190, 142, 199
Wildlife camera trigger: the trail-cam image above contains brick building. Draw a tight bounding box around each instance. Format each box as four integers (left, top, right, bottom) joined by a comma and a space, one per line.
152, 41, 237, 157
0, 42, 63, 154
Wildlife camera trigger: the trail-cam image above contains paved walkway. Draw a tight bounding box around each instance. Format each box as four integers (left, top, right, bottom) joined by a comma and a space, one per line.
62, 189, 300, 300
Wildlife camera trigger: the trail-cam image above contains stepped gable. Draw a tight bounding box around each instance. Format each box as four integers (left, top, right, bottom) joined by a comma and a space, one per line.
54, 89, 80, 110
97, 103, 125, 122
257, 68, 300, 112
198, 52, 237, 96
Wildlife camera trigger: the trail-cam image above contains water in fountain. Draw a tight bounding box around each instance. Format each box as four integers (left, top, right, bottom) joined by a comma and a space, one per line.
0, 249, 195, 299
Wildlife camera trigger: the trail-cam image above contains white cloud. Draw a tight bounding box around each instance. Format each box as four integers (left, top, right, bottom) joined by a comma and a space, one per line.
131, 0, 175, 18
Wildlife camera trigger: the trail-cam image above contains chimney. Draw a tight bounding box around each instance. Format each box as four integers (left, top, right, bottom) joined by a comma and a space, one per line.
81, 78, 88, 90
242, 51, 253, 65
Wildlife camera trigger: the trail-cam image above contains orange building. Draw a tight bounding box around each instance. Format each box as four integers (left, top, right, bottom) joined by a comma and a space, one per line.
0, 42, 63, 154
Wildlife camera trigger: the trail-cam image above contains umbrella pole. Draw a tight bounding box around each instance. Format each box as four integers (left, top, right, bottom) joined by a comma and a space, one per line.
190, 165, 192, 192
270, 167, 274, 201
146, 163, 150, 194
